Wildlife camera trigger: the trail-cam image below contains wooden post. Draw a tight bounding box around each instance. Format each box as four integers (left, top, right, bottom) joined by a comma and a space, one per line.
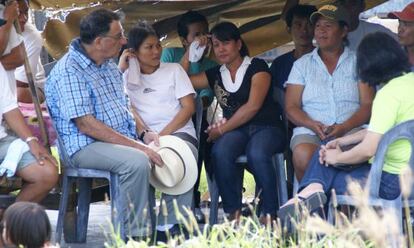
10, 1, 50, 151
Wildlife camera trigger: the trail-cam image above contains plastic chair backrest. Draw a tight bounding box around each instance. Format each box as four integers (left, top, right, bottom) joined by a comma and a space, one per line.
46, 105, 76, 168
195, 96, 203, 147
367, 120, 414, 198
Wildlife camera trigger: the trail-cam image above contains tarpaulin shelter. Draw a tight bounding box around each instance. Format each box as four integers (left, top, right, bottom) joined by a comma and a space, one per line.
30, 0, 386, 60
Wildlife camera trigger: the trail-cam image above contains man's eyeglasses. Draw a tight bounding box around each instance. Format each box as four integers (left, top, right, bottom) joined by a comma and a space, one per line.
101, 32, 126, 41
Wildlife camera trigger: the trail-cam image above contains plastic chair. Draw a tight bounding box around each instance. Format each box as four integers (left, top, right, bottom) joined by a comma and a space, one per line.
55, 167, 124, 243
327, 120, 414, 239
51, 119, 125, 243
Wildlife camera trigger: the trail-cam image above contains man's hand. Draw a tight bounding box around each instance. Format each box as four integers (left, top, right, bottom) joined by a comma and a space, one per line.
4, 1, 19, 22
142, 146, 163, 167
193, 34, 210, 48
28, 140, 57, 166
143, 131, 160, 146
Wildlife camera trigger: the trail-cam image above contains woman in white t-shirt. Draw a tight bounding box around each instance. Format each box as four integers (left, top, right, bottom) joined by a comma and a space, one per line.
118, 22, 196, 238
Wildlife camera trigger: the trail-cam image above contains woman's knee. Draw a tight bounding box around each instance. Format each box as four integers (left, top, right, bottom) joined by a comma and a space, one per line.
27, 162, 59, 188
293, 144, 318, 164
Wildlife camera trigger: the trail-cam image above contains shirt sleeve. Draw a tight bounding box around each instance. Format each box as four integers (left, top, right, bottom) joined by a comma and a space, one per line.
174, 64, 196, 99
160, 48, 176, 63
368, 90, 399, 134
15, 27, 43, 84
57, 70, 94, 121
0, 67, 18, 114
3, 25, 23, 55
198, 88, 214, 104
286, 60, 305, 86
251, 58, 270, 74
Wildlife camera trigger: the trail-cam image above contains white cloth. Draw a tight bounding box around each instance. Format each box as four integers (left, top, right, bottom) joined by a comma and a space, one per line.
125, 63, 197, 138
348, 20, 397, 51
188, 40, 206, 63
0, 64, 18, 140
0, 5, 24, 96
14, 23, 46, 88
0, 138, 29, 177
122, 57, 141, 86
219, 56, 252, 93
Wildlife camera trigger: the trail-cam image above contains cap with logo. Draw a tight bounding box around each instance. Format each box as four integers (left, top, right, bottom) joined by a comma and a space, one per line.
310, 4, 350, 26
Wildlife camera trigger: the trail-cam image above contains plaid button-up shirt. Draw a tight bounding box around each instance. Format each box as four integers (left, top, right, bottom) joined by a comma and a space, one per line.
45, 38, 137, 157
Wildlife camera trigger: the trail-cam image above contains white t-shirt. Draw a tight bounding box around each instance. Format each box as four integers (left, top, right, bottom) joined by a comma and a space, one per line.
14, 23, 45, 88
0, 64, 18, 140
348, 20, 397, 51
125, 63, 196, 138
0, 5, 24, 96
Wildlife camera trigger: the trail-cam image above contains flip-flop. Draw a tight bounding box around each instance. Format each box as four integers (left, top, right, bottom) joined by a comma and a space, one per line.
277, 191, 327, 230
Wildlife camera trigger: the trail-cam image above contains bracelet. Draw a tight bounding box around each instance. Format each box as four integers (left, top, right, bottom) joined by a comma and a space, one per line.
139, 129, 149, 140
25, 136, 39, 143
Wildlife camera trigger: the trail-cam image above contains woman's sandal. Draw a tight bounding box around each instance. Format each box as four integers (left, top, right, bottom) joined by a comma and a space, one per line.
277, 191, 327, 233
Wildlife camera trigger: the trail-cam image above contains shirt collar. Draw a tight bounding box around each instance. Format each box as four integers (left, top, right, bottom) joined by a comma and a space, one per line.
311, 46, 352, 68
70, 38, 111, 69
219, 56, 252, 72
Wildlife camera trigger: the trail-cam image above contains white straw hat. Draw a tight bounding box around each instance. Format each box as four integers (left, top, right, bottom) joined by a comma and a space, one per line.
149, 135, 197, 195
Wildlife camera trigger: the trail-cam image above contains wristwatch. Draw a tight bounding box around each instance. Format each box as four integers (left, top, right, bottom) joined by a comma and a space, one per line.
139, 129, 149, 140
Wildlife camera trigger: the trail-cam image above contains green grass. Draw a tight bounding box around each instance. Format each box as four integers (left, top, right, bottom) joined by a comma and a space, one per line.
197, 164, 257, 199
155, 164, 257, 200
106, 178, 413, 248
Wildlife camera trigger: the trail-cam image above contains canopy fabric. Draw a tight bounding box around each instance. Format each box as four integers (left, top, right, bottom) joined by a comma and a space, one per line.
34, 0, 386, 59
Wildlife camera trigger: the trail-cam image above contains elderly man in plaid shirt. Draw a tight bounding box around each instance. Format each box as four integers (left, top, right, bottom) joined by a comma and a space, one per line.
45, 9, 163, 238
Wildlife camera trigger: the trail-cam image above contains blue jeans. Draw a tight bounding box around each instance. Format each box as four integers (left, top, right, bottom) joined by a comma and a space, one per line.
211, 124, 286, 216
379, 171, 401, 200
299, 149, 371, 196
299, 149, 402, 200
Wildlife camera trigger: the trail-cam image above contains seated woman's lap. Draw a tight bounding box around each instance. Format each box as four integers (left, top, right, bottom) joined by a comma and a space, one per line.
211, 125, 285, 170
299, 148, 370, 196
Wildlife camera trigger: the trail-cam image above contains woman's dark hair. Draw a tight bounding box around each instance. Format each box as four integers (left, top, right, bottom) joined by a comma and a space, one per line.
80, 8, 121, 44
177, 10, 208, 39
210, 22, 249, 57
1, 202, 51, 248
127, 21, 159, 51
357, 32, 411, 86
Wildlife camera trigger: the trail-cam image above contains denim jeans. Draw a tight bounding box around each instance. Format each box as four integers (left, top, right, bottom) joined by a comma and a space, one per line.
211, 124, 286, 216
379, 171, 401, 200
299, 149, 371, 196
